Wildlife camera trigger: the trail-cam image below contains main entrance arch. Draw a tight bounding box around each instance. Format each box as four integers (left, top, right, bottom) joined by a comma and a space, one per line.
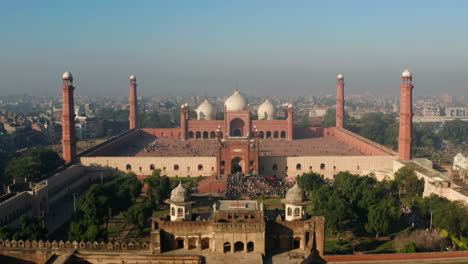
231, 157, 243, 174
230, 118, 244, 137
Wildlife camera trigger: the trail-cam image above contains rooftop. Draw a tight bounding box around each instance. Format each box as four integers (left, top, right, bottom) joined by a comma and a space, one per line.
217, 200, 259, 211
91, 135, 365, 157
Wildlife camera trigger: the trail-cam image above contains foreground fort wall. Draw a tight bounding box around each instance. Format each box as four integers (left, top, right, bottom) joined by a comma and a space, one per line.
331, 127, 397, 156
80, 156, 217, 177
0, 164, 114, 230
260, 155, 396, 179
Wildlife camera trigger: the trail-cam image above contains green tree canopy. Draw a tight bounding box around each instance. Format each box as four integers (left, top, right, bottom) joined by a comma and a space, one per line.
124, 199, 153, 236
144, 169, 171, 205
311, 185, 353, 232
439, 119, 468, 145
4, 148, 63, 183
394, 166, 425, 197
296, 172, 325, 192
12, 215, 48, 241
365, 196, 401, 238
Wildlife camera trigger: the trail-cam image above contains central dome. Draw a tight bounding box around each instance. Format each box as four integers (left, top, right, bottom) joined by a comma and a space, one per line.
258, 99, 276, 120
225, 90, 247, 111
196, 100, 215, 120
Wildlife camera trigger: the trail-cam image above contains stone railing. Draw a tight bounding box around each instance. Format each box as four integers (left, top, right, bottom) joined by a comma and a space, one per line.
0, 239, 150, 252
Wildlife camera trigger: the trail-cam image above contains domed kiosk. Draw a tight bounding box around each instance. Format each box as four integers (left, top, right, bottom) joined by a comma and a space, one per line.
258, 99, 276, 120
225, 90, 247, 111
196, 99, 215, 120
165, 182, 194, 221
281, 183, 307, 221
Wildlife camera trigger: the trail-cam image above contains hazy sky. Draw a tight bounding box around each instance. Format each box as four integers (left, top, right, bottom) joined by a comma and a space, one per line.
0, 0, 467, 97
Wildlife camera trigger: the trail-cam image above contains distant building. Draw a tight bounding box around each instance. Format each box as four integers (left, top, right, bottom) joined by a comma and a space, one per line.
445, 107, 467, 117
308, 107, 327, 118
422, 106, 442, 117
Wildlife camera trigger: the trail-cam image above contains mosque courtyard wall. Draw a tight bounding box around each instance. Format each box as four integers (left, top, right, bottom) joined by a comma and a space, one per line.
80, 156, 218, 177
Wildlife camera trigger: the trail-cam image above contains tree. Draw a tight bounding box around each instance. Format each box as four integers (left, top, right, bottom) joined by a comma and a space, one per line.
321, 109, 336, 128
124, 199, 153, 236
439, 119, 468, 145
144, 170, 171, 205
365, 196, 401, 238
4, 148, 63, 183
394, 166, 424, 197
311, 186, 352, 233
296, 172, 325, 192
0, 226, 12, 239
12, 215, 48, 241
358, 112, 398, 148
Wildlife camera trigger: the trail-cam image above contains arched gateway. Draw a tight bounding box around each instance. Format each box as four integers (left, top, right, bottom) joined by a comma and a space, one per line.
231, 157, 243, 174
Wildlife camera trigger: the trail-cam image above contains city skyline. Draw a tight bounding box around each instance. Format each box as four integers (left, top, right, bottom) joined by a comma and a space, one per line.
0, 1, 467, 97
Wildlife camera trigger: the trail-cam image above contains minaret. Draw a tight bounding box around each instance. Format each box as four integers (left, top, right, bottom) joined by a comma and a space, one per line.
61, 71, 77, 164
336, 74, 344, 128
180, 103, 189, 140
129, 75, 138, 129
398, 69, 414, 161
286, 104, 294, 140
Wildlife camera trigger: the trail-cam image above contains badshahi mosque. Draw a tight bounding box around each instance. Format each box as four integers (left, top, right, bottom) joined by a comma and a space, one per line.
1, 70, 466, 263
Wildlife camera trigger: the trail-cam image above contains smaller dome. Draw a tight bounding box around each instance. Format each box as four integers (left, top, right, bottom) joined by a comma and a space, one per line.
62, 71, 73, 79
337, 73, 343, 79
258, 99, 276, 120
129, 75, 136, 80
402, 69, 412, 78
196, 100, 216, 120
225, 90, 247, 111
284, 183, 305, 203
170, 182, 188, 202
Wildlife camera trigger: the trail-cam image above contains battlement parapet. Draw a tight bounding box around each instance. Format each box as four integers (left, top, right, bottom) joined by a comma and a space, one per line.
0, 239, 150, 252
213, 222, 265, 232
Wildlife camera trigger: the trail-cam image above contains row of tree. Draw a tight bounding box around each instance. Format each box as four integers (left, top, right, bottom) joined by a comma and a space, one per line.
1, 148, 63, 185
68, 173, 142, 242
297, 167, 468, 249
321, 109, 467, 151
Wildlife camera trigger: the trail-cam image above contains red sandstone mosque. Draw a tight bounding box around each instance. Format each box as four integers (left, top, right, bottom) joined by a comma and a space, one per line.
68, 70, 414, 192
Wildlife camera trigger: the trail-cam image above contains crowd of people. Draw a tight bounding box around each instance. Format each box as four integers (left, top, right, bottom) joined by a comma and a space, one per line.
225, 173, 291, 198
138, 139, 216, 157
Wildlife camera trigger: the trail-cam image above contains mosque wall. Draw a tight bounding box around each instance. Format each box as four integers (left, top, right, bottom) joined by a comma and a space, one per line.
80, 156, 217, 177
87, 129, 144, 156
141, 128, 181, 139
331, 127, 397, 156
251, 120, 289, 138
260, 155, 396, 179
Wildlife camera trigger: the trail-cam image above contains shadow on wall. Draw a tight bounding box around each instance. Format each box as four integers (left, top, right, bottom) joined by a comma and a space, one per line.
293, 127, 324, 139
0, 254, 37, 264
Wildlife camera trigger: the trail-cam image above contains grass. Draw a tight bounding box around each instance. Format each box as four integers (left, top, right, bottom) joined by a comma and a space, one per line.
107, 224, 125, 238
324, 239, 354, 255
365, 239, 396, 254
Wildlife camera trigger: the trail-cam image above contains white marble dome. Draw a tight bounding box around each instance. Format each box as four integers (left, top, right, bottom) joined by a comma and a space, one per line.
62, 71, 73, 79
225, 90, 247, 111
129, 75, 136, 80
284, 183, 305, 203
170, 182, 188, 202
402, 69, 412, 78
196, 99, 216, 120
337, 73, 343, 79
258, 99, 276, 120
